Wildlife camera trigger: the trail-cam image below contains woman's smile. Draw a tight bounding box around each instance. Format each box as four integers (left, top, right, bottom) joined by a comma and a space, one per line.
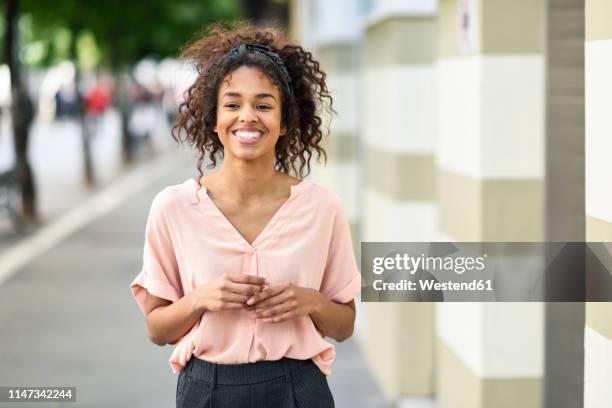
232, 129, 265, 144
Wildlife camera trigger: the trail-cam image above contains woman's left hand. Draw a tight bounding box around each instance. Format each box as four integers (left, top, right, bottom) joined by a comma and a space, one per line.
247, 283, 321, 323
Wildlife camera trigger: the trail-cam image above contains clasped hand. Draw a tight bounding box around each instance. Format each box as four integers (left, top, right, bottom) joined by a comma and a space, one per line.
248, 282, 319, 323
197, 273, 319, 324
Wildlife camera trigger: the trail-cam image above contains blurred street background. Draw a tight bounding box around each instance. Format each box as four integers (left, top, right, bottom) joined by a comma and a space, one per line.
1, 0, 610, 407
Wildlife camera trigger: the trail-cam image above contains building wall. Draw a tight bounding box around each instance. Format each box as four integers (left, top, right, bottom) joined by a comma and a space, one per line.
361, 1, 439, 399
436, 1, 545, 407
288, 0, 607, 406
297, 0, 371, 353
585, 1, 612, 407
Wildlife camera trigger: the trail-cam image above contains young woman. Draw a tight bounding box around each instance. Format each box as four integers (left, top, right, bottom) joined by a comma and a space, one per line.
130, 22, 361, 408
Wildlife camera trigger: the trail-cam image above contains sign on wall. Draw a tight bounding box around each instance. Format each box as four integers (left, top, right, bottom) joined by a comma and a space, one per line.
458, 0, 478, 53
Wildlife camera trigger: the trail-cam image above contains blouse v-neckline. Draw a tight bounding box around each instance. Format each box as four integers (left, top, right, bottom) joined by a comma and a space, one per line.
190, 178, 310, 250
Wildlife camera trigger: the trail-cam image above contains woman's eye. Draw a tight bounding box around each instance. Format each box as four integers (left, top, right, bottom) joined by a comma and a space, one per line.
224, 104, 271, 110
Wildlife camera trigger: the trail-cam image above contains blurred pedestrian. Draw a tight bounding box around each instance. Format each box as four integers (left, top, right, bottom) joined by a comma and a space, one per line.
128, 82, 155, 149
84, 81, 111, 139
85, 83, 111, 116
55, 83, 78, 120
129, 21, 360, 408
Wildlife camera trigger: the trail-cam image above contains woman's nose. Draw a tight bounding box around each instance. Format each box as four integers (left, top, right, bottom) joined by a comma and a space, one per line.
239, 106, 258, 122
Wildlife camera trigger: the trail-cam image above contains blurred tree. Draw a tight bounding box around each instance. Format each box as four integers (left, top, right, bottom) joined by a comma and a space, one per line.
240, 0, 288, 28
4, 0, 38, 221
85, 0, 244, 164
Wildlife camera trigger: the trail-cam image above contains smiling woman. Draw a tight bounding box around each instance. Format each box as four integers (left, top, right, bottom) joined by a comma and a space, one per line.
215, 67, 285, 158
129, 21, 361, 408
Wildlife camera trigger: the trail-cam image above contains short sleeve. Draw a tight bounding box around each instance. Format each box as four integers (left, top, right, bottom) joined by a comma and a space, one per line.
319, 204, 362, 303
130, 192, 183, 315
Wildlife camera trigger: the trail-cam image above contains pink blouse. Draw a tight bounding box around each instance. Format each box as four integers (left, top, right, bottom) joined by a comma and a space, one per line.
129, 178, 361, 376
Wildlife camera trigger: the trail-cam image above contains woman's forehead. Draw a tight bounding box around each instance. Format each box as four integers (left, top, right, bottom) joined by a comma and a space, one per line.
219, 66, 279, 95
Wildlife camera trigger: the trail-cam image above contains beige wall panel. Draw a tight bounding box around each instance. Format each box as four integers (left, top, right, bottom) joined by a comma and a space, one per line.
367, 149, 435, 201
439, 0, 544, 57
586, 0, 612, 41
481, 0, 544, 54
398, 303, 435, 395
437, 339, 482, 408
438, 168, 482, 241
438, 340, 540, 408
327, 133, 357, 161
366, 303, 434, 399
482, 179, 543, 241
587, 215, 612, 242
317, 44, 359, 72
366, 17, 437, 66
481, 377, 541, 408
586, 303, 612, 342
438, 169, 542, 241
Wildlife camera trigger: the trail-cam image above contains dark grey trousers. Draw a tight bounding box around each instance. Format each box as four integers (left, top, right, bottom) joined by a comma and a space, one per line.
176, 356, 335, 408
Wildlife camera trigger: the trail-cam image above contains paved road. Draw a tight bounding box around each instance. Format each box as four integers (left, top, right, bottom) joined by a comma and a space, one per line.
0, 148, 388, 407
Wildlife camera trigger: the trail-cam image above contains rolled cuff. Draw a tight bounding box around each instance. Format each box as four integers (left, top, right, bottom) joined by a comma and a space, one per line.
328, 273, 361, 304
130, 270, 181, 316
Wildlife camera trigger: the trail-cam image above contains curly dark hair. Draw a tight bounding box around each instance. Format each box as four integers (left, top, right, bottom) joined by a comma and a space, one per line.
171, 21, 335, 178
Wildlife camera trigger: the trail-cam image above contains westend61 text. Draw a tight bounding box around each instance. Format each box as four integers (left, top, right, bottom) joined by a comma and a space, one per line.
373, 279, 494, 292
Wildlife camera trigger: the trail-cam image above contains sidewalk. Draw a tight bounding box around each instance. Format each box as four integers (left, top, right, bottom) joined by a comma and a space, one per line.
0, 107, 172, 250
0, 147, 389, 407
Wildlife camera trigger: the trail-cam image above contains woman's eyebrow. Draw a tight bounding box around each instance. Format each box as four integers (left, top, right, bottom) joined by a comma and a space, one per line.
222, 92, 277, 101
222, 91, 242, 99
256, 93, 277, 101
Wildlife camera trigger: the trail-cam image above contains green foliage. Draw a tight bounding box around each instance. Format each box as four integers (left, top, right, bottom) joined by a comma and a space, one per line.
0, 9, 4, 65
76, 30, 100, 69
17, 0, 244, 68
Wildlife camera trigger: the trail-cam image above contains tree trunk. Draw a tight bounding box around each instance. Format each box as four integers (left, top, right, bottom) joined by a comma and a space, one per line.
69, 29, 95, 187
5, 0, 37, 221
108, 34, 134, 165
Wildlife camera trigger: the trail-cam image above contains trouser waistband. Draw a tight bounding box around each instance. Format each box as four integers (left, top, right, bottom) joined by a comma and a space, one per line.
186, 356, 313, 387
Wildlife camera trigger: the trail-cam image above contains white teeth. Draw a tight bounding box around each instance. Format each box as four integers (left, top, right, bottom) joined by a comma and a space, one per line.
234, 131, 262, 140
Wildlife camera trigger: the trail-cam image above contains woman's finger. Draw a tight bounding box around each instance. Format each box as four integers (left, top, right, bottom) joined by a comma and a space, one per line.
253, 291, 290, 310
261, 310, 295, 324
227, 273, 266, 286
223, 279, 265, 296
217, 290, 250, 303
247, 284, 287, 305
256, 301, 295, 318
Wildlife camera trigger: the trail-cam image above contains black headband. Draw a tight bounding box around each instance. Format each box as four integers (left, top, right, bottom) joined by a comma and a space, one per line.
225, 43, 294, 96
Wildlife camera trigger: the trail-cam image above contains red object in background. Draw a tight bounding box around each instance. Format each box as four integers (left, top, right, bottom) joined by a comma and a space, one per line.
85, 85, 111, 115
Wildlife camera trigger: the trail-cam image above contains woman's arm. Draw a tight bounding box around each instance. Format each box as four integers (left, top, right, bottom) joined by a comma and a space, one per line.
309, 296, 356, 342
142, 291, 203, 346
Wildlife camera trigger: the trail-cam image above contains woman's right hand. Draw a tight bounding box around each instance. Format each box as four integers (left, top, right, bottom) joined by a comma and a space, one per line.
194, 273, 266, 312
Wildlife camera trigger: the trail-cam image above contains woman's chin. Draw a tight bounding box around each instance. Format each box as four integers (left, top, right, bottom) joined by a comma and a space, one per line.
228, 149, 271, 163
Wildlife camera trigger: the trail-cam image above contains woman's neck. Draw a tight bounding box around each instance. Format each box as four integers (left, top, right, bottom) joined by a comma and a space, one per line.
213, 159, 282, 203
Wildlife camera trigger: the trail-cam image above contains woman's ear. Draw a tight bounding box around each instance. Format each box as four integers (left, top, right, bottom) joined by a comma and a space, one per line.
280, 126, 287, 136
